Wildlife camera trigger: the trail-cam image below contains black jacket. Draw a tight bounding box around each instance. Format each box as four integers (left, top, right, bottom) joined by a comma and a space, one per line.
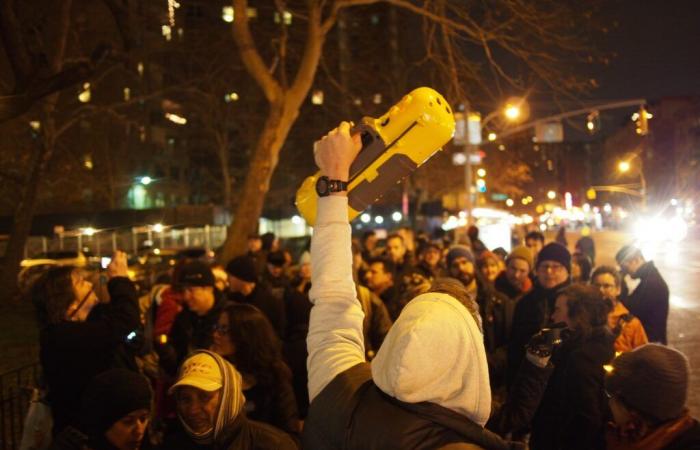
507, 280, 569, 387
303, 363, 523, 450
494, 271, 526, 302
623, 261, 669, 344
477, 278, 516, 389
162, 414, 298, 450
529, 326, 616, 450
40, 277, 140, 435
242, 368, 300, 436
229, 284, 286, 339
663, 419, 700, 450
164, 291, 228, 374
282, 284, 312, 418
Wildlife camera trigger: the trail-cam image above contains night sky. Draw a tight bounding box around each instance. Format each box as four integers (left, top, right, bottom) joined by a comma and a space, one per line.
595, 0, 700, 100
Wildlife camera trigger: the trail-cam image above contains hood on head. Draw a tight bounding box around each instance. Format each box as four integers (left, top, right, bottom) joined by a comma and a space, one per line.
371, 292, 491, 426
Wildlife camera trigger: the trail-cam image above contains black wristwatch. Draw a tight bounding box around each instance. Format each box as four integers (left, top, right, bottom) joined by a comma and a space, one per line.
315, 176, 348, 197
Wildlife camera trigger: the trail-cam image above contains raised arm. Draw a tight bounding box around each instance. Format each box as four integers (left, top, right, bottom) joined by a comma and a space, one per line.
306, 122, 366, 402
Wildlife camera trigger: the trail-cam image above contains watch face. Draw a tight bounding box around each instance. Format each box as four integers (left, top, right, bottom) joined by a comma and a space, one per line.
316, 176, 329, 196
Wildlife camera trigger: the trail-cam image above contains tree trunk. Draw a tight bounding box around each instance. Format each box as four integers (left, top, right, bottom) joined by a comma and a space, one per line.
219, 102, 297, 263
0, 137, 54, 303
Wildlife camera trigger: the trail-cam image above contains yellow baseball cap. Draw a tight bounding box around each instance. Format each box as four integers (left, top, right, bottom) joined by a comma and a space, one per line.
169, 352, 222, 394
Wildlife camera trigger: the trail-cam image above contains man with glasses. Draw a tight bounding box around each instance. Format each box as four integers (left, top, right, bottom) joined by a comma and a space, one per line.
591, 265, 647, 353
507, 243, 571, 387
615, 245, 669, 344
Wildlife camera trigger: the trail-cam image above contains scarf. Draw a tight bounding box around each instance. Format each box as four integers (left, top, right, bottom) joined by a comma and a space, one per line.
606, 412, 695, 450
179, 350, 246, 445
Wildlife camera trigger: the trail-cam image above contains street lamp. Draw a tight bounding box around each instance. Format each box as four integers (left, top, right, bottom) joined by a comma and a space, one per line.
547, 190, 557, 200
617, 154, 647, 210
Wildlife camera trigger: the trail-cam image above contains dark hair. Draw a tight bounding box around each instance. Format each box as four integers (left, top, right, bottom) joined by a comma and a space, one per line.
361, 230, 376, 243
221, 303, 290, 388
572, 253, 593, 282
525, 231, 545, 243
386, 233, 404, 244
559, 284, 611, 337
367, 256, 396, 278
31, 266, 77, 328
591, 265, 622, 288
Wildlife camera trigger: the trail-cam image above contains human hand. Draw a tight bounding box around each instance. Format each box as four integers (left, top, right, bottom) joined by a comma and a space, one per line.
107, 250, 129, 279
313, 121, 362, 183
525, 326, 567, 368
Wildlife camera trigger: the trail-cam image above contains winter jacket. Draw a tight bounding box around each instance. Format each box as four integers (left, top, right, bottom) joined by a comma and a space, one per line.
477, 278, 516, 389
242, 369, 300, 436
229, 284, 286, 339
303, 196, 517, 450
40, 277, 140, 435
608, 301, 648, 353
529, 326, 616, 450
606, 414, 700, 450
282, 284, 312, 418
623, 261, 669, 344
161, 414, 298, 450
357, 284, 393, 359
493, 271, 531, 302
163, 291, 228, 374
506, 280, 569, 386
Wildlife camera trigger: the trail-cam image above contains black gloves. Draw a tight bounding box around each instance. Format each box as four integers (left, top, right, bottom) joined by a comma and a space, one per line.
525, 325, 568, 368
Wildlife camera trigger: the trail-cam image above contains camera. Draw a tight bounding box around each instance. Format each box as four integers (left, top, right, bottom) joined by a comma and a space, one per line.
527, 324, 570, 357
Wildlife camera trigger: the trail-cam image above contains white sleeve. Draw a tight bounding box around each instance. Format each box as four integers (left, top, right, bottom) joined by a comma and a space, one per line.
306, 196, 366, 402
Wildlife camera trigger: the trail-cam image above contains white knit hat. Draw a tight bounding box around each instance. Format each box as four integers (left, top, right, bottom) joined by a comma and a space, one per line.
371, 292, 491, 426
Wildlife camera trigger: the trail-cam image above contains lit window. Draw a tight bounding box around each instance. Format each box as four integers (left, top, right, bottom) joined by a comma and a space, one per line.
222, 6, 234, 22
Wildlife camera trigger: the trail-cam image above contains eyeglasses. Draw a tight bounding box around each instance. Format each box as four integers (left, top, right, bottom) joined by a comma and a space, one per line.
212, 323, 230, 335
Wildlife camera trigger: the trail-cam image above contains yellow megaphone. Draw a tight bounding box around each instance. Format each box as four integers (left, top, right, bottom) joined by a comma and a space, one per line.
295, 87, 455, 226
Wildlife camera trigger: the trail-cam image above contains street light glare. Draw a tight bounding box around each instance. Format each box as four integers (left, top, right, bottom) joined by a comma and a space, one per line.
618, 161, 631, 173
504, 105, 521, 121
487, 132, 497, 142
476, 168, 486, 177
547, 190, 557, 200
140, 176, 152, 185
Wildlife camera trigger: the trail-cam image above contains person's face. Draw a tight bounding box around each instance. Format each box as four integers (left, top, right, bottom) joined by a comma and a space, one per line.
267, 263, 284, 278
298, 263, 311, 280
421, 247, 441, 268
176, 386, 221, 434
526, 238, 544, 257
620, 256, 643, 277
211, 312, 234, 357
247, 238, 262, 253
105, 409, 150, 450
480, 258, 501, 282
67, 271, 99, 321
537, 260, 568, 289
364, 235, 377, 250
365, 262, 393, 292
386, 238, 406, 263
571, 261, 582, 281
551, 294, 572, 327
592, 273, 621, 302
228, 275, 251, 295
450, 257, 475, 287
506, 258, 530, 289
183, 286, 215, 316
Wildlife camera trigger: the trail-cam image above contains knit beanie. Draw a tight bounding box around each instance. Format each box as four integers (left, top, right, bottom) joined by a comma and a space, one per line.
506, 245, 534, 270
536, 243, 571, 273
225, 255, 258, 283
446, 245, 475, 268
267, 250, 286, 267
605, 344, 689, 422
476, 250, 500, 268
80, 369, 152, 440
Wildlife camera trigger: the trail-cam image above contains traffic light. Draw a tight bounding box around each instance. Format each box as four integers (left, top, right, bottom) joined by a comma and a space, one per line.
633, 106, 652, 135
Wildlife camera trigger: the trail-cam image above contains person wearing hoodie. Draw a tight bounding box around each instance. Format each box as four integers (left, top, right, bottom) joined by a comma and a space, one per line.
605, 344, 700, 450
49, 368, 153, 450
302, 121, 521, 450
163, 350, 298, 450
507, 243, 571, 387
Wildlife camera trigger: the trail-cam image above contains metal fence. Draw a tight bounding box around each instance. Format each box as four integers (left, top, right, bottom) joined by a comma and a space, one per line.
0, 364, 41, 450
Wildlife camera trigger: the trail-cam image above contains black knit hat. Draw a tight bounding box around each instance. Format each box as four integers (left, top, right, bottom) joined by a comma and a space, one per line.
226, 255, 258, 283
605, 344, 689, 422
80, 369, 152, 439
267, 250, 286, 267
536, 243, 571, 273
176, 260, 215, 287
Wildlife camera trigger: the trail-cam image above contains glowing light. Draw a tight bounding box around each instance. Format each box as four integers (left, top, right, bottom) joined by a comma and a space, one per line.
582, 203, 591, 213
162, 24, 172, 41
140, 176, 152, 185
82, 227, 96, 236
498, 144, 506, 151
670, 198, 678, 206
222, 6, 234, 22
476, 168, 486, 177
78, 83, 91, 103
547, 190, 556, 200
153, 248, 161, 255
488, 132, 497, 142
521, 198, 528, 205
603, 364, 614, 373
291, 215, 302, 225
603, 203, 612, 213
123, 87, 130, 101
374, 215, 384, 224
618, 161, 631, 173
565, 192, 573, 210
360, 213, 371, 223
392, 212, 402, 222
224, 92, 239, 102
29, 121, 41, 131
506, 199, 514, 207
152, 223, 164, 233
311, 90, 324, 105
539, 223, 547, 232
373, 93, 382, 104
168, 0, 180, 27
165, 113, 187, 125
504, 104, 521, 121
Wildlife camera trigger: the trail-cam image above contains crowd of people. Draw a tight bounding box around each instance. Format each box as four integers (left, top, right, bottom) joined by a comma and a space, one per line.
26, 122, 698, 450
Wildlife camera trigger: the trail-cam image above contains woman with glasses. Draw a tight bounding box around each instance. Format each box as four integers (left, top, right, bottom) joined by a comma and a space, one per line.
210, 303, 301, 437
31, 251, 141, 435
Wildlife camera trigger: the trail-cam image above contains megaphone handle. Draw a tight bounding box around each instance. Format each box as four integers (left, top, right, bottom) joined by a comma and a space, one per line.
348, 123, 387, 181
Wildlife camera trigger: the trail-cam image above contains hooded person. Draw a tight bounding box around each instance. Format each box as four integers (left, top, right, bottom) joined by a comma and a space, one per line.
303, 121, 522, 450
163, 350, 297, 450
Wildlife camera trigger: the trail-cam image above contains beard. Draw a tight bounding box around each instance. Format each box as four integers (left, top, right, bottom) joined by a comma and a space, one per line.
456, 271, 475, 288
